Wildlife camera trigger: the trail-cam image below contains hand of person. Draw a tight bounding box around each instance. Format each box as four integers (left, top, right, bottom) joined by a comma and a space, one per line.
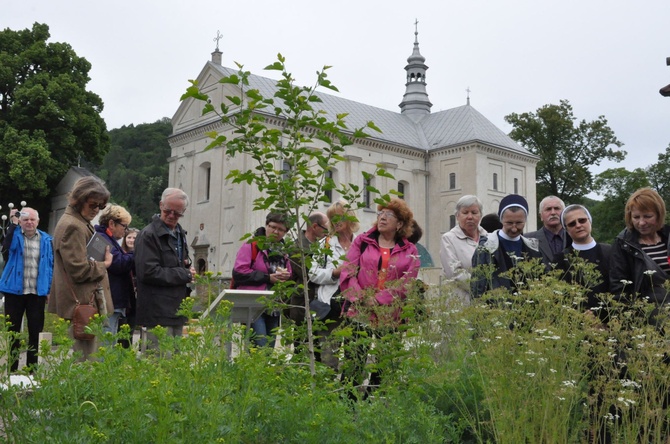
331, 264, 343, 278
271, 267, 291, 283
103, 246, 113, 268
189, 266, 197, 281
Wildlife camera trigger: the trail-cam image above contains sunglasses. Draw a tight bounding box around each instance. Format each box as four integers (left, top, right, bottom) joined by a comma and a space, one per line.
317, 222, 329, 231
87, 202, 107, 211
566, 217, 589, 228
162, 208, 185, 218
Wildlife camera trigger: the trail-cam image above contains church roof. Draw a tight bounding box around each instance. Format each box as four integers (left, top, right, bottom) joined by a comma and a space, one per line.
205, 62, 531, 156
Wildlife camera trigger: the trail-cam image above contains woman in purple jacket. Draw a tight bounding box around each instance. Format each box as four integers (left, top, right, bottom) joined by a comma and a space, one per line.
95, 205, 135, 337
339, 198, 420, 396
232, 213, 292, 348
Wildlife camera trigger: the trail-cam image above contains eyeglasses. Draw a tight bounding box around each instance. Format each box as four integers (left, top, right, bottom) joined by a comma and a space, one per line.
116, 221, 129, 230
317, 223, 329, 231
87, 202, 107, 211
566, 217, 589, 228
267, 223, 287, 233
162, 208, 185, 218
377, 211, 397, 219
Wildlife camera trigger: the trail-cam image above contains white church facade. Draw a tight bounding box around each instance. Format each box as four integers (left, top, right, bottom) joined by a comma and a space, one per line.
168, 32, 539, 276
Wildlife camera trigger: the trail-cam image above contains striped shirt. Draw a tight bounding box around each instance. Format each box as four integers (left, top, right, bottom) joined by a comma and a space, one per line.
22, 231, 41, 295
640, 242, 670, 274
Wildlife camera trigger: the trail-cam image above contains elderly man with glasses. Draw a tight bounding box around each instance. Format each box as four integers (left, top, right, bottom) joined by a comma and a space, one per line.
135, 188, 196, 350
286, 212, 329, 325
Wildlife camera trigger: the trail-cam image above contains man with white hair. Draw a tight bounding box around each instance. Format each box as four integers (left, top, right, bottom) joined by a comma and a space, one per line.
526, 195, 570, 264
0, 208, 53, 371
135, 188, 196, 345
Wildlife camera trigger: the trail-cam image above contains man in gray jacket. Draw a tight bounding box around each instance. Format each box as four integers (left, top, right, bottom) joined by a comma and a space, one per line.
525, 195, 569, 264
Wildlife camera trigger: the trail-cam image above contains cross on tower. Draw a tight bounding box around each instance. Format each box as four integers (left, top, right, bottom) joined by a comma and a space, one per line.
213, 30, 222, 52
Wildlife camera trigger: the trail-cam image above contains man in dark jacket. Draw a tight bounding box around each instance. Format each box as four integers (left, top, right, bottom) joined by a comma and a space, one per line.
135, 188, 196, 348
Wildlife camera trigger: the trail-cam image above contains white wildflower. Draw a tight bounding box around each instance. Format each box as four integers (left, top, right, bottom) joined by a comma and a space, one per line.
550, 368, 557, 373
562, 380, 577, 388
643, 270, 656, 276
619, 379, 641, 389
526, 373, 536, 377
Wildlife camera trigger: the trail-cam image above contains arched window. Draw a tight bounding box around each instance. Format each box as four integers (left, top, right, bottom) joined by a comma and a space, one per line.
364, 177, 373, 209
198, 162, 211, 202
324, 169, 335, 203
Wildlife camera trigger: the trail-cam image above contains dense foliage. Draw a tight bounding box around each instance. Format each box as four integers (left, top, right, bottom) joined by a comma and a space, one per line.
0, 23, 109, 214
95, 118, 172, 227
505, 100, 625, 203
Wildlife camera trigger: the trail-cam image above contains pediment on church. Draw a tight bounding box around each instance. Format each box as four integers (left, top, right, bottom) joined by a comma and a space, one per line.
172, 63, 245, 133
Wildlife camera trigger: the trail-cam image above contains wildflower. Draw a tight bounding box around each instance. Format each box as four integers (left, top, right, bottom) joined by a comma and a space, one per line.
526, 373, 536, 377
619, 379, 641, 389
620, 279, 633, 285
550, 368, 557, 373
557, 396, 565, 401
562, 380, 576, 388
643, 270, 656, 276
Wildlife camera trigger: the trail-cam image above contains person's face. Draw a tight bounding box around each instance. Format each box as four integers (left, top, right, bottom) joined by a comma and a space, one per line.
631, 207, 659, 237
109, 218, 130, 240
266, 221, 288, 241
563, 209, 592, 244
501, 209, 526, 237
457, 204, 482, 234
19, 210, 39, 237
312, 219, 329, 240
124, 232, 137, 251
160, 197, 186, 229
331, 216, 349, 235
81, 199, 106, 222
376, 209, 403, 236
540, 198, 564, 230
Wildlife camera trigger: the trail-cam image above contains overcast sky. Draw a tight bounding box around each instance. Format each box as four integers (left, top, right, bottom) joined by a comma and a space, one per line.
4, 0, 669, 177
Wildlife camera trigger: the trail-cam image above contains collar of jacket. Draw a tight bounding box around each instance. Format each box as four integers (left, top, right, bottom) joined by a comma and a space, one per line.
362, 226, 409, 250
618, 225, 670, 248
481, 230, 540, 254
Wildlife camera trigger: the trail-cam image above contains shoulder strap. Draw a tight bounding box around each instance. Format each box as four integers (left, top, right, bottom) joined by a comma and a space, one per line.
250, 241, 258, 263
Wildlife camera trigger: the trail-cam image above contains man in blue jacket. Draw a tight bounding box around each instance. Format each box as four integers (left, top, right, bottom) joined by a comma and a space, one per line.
0, 208, 54, 372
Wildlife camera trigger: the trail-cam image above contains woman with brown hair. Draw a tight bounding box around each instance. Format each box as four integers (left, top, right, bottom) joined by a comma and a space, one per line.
610, 187, 670, 309
48, 176, 115, 360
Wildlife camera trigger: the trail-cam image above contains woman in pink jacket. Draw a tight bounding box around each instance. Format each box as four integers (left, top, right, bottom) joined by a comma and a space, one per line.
232, 213, 292, 348
339, 198, 420, 397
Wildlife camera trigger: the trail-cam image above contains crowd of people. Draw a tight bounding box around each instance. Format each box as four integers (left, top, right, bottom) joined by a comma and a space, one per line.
2, 178, 669, 375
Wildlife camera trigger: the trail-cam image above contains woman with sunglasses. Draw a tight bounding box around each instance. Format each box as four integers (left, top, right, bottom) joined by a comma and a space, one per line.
610, 188, 670, 323
95, 205, 135, 337
48, 176, 115, 361
554, 204, 611, 318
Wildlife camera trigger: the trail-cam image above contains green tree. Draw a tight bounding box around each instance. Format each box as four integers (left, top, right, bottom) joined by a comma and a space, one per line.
505, 100, 625, 202
182, 55, 388, 376
95, 118, 171, 227
590, 167, 649, 243
646, 143, 670, 204
0, 22, 109, 211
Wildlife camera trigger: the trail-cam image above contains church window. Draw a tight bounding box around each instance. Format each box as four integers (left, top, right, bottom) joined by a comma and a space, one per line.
493, 173, 498, 191
397, 181, 407, 200
514, 178, 519, 194
449, 215, 456, 229
449, 173, 456, 190
324, 169, 334, 203
198, 162, 211, 202
364, 177, 373, 209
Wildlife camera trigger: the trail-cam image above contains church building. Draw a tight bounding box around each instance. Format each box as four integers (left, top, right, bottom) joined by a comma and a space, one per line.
168, 30, 539, 275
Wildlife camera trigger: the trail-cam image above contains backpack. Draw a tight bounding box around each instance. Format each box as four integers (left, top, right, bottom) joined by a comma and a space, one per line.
229, 241, 258, 289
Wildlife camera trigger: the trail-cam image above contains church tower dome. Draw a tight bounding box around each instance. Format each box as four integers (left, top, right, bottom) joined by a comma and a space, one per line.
399, 20, 432, 121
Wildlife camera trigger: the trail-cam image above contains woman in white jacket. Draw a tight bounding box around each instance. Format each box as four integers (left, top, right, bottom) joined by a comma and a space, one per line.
439, 195, 487, 304
309, 199, 359, 366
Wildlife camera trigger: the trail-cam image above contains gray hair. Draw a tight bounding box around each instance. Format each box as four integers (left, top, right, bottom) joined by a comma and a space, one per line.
161, 188, 189, 208
455, 195, 483, 215
539, 195, 565, 213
